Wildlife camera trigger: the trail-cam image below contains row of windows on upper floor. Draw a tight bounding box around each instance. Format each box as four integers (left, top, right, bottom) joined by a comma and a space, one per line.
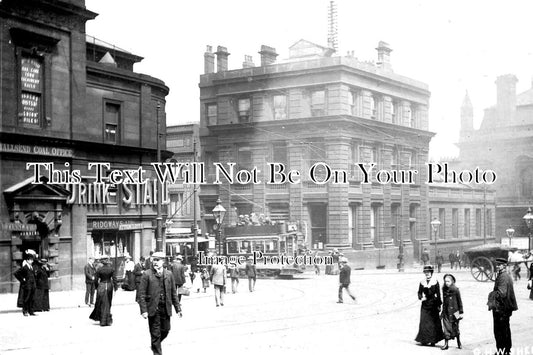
204, 88, 425, 129
204, 141, 422, 180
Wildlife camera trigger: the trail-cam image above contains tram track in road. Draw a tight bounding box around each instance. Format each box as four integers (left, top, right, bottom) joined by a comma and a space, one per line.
178, 271, 486, 340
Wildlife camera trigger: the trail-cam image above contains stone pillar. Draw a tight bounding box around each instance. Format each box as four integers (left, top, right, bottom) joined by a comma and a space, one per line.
325, 138, 351, 247
382, 96, 393, 124
381, 146, 393, 244
361, 90, 373, 119
71, 204, 87, 290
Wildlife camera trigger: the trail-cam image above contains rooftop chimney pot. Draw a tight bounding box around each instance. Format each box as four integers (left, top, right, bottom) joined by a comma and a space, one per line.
376, 41, 392, 72
258, 45, 278, 66
242, 54, 255, 68
215, 45, 230, 72
204, 45, 215, 74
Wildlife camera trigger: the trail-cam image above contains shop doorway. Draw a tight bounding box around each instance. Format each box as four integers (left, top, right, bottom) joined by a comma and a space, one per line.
91, 231, 133, 280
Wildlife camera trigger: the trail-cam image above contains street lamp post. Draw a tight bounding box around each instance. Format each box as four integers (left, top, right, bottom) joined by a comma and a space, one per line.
212, 198, 226, 255
523, 207, 533, 253
505, 226, 515, 247
155, 101, 163, 252
430, 217, 441, 266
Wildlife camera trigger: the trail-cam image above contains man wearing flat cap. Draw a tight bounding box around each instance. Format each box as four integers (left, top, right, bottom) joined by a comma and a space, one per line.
490, 257, 518, 355
138, 252, 181, 355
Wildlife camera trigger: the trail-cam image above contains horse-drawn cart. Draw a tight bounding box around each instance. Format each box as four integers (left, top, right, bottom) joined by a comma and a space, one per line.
464, 244, 518, 282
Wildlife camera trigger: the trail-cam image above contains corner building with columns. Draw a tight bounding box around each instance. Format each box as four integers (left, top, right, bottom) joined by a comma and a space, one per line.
0, 0, 168, 293
199, 40, 435, 265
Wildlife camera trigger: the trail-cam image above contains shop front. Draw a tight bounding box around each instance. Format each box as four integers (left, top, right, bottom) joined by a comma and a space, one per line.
87, 219, 149, 280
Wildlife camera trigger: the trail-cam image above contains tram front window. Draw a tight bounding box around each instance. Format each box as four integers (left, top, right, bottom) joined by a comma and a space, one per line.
265, 240, 279, 253
227, 241, 239, 254
252, 240, 265, 253
240, 241, 251, 253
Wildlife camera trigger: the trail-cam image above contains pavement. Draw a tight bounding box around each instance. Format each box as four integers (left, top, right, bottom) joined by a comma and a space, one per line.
0, 267, 532, 355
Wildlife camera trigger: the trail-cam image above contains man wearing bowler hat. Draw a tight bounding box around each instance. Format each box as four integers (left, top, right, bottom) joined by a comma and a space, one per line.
138, 252, 182, 355
490, 257, 518, 355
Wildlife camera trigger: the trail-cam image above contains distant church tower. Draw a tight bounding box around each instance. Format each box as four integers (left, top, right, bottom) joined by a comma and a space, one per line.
460, 91, 474, 140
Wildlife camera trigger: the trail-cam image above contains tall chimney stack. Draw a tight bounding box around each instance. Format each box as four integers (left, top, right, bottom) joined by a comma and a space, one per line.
258, 45, 278, 66
376, 41, 392, 72
495, 74, 517, 124
204, 45, 215, 74
215, 46, 230, 72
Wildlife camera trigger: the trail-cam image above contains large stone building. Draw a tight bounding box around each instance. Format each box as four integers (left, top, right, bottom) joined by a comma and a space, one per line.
165, 123, 208, 259
457, 75, 533, 247
0, 0, 168, 292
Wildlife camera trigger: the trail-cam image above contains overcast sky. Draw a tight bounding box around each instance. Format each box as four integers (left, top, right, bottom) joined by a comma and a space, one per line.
85, 0, 533, 160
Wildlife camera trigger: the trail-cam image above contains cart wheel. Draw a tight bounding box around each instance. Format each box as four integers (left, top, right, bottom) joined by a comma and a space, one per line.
470, 256, 494, 282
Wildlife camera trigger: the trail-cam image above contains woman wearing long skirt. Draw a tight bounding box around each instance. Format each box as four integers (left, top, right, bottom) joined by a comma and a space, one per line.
89, 257, 117, 326
121, 256, 136, 291
440, 274, 463, 350
32, 259, 51, 312
415, 265, 444, 346
529, 263, 533, 300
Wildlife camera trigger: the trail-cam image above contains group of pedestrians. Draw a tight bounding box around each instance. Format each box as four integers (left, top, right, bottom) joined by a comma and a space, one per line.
415, 258, 518, 355
422, 248, 469, 273
14, 249, 51, 316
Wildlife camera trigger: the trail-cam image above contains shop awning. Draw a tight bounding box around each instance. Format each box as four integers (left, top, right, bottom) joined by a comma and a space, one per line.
166, 236, 212, 243
166, 227, 202, 235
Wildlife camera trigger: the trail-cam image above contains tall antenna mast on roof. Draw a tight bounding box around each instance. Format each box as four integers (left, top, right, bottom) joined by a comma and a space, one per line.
327, 1, 338, 52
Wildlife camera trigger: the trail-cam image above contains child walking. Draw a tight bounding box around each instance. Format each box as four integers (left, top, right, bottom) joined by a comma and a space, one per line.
441, 274, 463, 350
200, 267, 210, 293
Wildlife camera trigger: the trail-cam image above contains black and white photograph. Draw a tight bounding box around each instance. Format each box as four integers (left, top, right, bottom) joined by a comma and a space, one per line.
1, 0, 533, 354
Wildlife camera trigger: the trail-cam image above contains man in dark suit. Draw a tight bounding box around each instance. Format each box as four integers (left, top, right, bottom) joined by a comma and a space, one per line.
14, 250, 37, 316
134, 257, 145, 303
337, 257, 356, 303
170, 255, 186, 301
84, 257, 96, 307
245, 256, 257, 292
491, 258, 518, 355
139, 252, 181, 355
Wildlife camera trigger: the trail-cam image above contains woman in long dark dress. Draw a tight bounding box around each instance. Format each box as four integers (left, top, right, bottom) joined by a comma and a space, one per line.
89, 257, 117, 326
415, 265, 444, 346
33, 259, 51, 312
529, 262, 533, 300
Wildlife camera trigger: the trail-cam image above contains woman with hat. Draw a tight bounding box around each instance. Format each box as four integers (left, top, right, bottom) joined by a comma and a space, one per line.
415, 265, 444, 346
440, 273, 463, 350
122, 255, 136, 291
89, 256, 117, 326
33, 258, 51, 312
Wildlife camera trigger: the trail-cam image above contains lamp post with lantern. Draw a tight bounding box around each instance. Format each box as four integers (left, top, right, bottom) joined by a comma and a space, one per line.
523, 207, 533, 253
430, 217, 441, 266
212, 198, 226, 255
505, 226, 515, 247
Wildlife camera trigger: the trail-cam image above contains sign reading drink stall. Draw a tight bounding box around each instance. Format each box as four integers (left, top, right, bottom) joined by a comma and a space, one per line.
21, 58, 42, 91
